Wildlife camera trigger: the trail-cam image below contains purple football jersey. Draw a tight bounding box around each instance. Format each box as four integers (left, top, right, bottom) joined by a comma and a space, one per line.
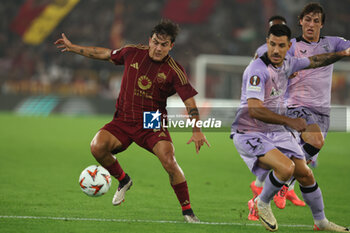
231, 53, 310, 133
286, 36, 350, 115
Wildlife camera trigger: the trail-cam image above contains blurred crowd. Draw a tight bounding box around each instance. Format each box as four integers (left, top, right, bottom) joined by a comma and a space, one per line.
1, 0, 350, 103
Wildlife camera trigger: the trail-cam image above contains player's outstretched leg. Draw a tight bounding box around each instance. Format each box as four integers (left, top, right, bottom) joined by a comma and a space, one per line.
154, 141, 199, 223
254, 171, 285, 232
90, 130, 132, 206
300, 183, 349, 232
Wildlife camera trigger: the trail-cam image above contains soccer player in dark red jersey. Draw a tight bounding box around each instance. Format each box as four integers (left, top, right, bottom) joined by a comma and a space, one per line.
54, 19, 209, 222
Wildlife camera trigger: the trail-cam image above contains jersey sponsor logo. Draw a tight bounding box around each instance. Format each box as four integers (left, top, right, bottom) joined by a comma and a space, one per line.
143, 110, 161, 129
138, 75, 152, 90
157, 72, 167, 83
300, 49, 307, 54
130, 62, 139, 69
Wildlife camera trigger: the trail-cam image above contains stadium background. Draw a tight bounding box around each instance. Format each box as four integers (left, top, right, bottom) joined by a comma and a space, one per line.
0, 1, 349, 233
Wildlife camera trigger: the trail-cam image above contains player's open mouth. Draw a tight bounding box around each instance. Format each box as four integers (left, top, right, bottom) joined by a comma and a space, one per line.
271, 56, 281, 60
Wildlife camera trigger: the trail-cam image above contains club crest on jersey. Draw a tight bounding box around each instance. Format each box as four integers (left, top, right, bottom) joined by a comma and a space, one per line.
322, 45, 330, 53
270, 87, 282, 97
138, 75, 152, 90
249, 76, 260, 86
157, 72, 167, 83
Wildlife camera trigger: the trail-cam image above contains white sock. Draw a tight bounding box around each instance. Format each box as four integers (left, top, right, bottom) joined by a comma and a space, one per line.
289, 182, 295, 190
255, 177, 264, 187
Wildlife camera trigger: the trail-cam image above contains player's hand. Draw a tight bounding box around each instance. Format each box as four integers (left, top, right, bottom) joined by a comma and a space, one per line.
54, 33, 73, 52
343, 47, 350, 56
286, 117, 307, 132
187, 131, 210, 154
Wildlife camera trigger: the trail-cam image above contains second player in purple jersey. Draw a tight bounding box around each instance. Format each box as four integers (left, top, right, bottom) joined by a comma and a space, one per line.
231, 23, 350, 232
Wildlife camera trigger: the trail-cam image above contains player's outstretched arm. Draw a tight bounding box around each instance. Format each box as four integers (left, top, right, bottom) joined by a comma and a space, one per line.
184, 97, 210, 154
54, 33, 112, 61
307, 47, 350, 69
247, 98, 307, 132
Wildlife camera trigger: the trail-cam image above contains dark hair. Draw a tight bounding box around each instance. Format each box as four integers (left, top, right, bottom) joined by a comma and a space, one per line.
298, 2, 325, 25
151, 19, 179, 43
268, 15, 287, 24
268, 24, 291, 40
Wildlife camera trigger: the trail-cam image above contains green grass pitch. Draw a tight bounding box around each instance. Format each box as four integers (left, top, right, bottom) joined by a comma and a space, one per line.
0, 112, 349, 233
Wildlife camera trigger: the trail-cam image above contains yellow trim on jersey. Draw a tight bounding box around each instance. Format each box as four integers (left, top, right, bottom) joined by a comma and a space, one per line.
168, 58, 188, 85
124, 44, 149, 50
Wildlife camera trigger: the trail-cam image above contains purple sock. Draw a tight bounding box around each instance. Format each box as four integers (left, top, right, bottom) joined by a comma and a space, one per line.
259, 171, 285, 203
300, 182, 325, 220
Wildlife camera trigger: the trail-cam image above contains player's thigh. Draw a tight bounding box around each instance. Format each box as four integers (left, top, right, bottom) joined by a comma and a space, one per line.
291, 156, 315, 186
301, 123, 324, 149
91, 129, 124, 152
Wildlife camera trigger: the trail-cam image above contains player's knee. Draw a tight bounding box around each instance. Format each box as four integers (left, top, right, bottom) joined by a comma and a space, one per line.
305, 134, 324, 150
312, 138, 324, 150
160, 152, 177, 173
278, 161, 295, 181
90, 140, 109, 159
296, 167, 314, 186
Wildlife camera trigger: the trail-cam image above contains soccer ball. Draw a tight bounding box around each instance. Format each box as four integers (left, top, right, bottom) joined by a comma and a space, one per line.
79, 165, 112, 197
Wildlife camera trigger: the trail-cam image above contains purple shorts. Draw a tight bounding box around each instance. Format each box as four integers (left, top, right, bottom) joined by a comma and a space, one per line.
232, 131, 304, 177
286, 106, 330, 161
286, 106, 329, 137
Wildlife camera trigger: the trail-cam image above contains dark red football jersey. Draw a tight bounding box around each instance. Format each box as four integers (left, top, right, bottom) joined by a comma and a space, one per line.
110, 44, 198, 122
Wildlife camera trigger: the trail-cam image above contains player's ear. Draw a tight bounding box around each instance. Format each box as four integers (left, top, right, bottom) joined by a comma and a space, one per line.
170, 43, 174, 50
288, 41, 292, 50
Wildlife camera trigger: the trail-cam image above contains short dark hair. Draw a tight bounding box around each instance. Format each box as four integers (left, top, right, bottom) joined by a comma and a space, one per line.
151, 19, 179, 43
268, 15, 287, 24
268, 24, 291, 40
298, 2, 325, 25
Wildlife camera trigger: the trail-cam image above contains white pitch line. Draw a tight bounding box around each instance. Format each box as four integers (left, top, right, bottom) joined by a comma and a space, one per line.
0, 215, 311, 228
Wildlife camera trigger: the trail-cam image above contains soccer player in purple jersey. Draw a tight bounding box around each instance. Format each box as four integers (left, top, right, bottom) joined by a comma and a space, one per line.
249, 15, 306, 213
231, 24, 350, 231
286, 3, 350, 167
54, 19, 210, 223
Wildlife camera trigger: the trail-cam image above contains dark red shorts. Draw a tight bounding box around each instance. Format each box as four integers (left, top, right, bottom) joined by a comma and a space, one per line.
101, 119, 172, 154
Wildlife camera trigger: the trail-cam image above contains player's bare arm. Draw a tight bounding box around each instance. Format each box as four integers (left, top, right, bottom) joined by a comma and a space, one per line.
247, 98, 307, 132
54, 33, 111, 61
307, 47, 350, 69
184, 97, 210, 154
